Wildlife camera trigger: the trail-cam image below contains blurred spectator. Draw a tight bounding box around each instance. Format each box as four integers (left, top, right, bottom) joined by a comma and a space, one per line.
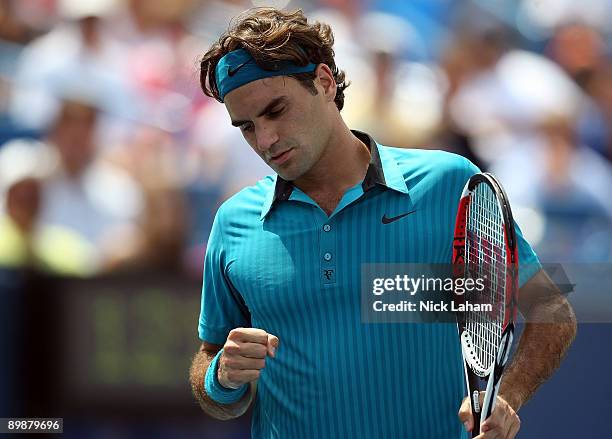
0, 0, 42, 44
437, 22, 612, 262
104, 185, 190, 274
102, 125, 191, 274
491, 114, 612, 262
305, 8, 443, 148
38, 99, 144, 266
436, 25, 516, 168
0, 0, 43, 145
119, 0, 199, 38
576, 60, 612, 163
547, 23, 606, 88
105, 0, 204, 121
188, 0, 253, 46
9, 0, 136, 132
0, 76, 40, 148
346, 12, 442, 147
448, 49, 583, 165
516, 0, 612, 42
0, 139, 96, 274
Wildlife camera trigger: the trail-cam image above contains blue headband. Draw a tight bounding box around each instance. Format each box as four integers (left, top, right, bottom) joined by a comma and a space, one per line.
215, 48, 317, 101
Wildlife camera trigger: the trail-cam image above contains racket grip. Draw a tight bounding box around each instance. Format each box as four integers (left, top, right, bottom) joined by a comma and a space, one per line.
482, 325, 515, 422
467, 373, 481, 437
471, 390, 481, 437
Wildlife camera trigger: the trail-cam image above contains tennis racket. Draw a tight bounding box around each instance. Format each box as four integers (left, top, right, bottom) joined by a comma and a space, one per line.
452, 172, 519, 437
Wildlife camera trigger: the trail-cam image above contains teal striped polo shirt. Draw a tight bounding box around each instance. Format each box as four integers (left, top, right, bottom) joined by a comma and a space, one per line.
198, 130, 540, 439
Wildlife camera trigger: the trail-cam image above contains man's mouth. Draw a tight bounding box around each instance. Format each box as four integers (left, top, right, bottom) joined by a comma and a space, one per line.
269, 149, 293, 165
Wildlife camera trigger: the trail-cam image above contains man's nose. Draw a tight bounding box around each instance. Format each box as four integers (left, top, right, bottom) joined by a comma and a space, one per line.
255, 123, 279, 153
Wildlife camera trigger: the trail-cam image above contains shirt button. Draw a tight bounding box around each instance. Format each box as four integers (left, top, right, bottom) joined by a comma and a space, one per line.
323, 224, 331, 232
323, 252, 332, 261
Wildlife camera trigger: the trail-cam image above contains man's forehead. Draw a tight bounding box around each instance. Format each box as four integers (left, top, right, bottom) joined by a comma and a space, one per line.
224, 77, 294, 116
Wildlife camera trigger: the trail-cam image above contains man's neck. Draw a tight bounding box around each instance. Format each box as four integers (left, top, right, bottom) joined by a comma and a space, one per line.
293, 124, 370, 199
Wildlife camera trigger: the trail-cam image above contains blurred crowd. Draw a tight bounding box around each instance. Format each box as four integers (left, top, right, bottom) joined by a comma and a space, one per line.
1, 0, 611, 277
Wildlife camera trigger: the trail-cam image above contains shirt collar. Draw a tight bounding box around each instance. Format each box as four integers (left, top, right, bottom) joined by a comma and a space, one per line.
260, 130, 409, 220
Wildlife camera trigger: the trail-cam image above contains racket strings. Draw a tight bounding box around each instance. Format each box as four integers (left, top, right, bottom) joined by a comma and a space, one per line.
465, 183, 507, 371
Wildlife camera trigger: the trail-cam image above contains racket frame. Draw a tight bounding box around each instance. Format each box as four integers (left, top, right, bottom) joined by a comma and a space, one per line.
452, 173, 519, 437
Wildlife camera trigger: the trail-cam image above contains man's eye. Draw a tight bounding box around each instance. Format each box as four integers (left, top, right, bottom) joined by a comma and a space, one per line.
268, 107, 284, 118
240, 123, 254, 132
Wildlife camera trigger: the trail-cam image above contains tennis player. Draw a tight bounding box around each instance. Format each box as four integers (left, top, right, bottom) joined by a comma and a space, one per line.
189, 8, 576, 439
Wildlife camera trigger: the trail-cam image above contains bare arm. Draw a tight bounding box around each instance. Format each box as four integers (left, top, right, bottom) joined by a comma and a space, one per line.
498, 269, 577, 411
188, 341, 256, 420
458, 269, 577, 437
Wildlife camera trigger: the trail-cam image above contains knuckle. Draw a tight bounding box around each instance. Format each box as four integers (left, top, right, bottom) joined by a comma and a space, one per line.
226, 338, 240, 347
224, 341, 239, 354
228, 328, 245, 339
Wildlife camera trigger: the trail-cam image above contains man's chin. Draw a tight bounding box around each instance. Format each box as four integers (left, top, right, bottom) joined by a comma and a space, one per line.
274, 167, 302, 182
271, 161, 309, 182
276, 171, 296, 181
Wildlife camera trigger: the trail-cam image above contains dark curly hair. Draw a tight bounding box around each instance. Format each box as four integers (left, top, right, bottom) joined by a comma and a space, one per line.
199, 8, 350, 111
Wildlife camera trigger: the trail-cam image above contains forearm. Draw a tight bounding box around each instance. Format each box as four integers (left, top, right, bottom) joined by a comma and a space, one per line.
189, 348, 255, 420
499, 295, 577, 411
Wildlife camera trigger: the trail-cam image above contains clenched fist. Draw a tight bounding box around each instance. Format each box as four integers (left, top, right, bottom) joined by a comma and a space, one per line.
218, 328, 279, 389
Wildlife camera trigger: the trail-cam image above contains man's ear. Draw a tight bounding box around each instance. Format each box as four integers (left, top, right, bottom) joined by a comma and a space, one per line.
315, 64, 337, 103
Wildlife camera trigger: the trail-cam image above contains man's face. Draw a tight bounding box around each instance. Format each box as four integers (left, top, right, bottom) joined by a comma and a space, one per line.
52, 102, 97, 177
224, 73, 333, 181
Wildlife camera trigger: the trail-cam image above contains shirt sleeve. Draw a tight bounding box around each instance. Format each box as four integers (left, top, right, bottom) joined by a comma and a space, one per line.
514, 220, 542, 287
198, 207, 250, 344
